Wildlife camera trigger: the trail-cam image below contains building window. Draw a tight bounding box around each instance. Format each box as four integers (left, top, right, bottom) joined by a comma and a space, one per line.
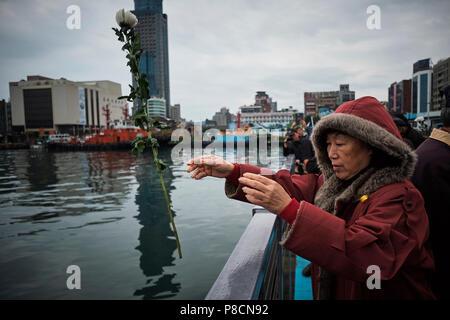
412, 76, 418, 114
23, 88, 54, 129
420, 74, 428, 113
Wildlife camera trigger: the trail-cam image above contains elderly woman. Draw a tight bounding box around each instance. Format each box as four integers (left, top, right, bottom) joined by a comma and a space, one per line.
187, 97, 435, 300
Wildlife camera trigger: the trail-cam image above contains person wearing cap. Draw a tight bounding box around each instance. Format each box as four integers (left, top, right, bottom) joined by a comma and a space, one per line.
411, 85, 450, 299
187, 96, 435, 299
390, 112, 425, 149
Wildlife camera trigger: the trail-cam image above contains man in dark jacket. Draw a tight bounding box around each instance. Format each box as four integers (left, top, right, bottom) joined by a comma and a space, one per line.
390, 112, 426, 149
411, 85, 450, 299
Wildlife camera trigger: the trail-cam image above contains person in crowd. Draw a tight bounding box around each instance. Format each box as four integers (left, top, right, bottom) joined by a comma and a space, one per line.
283, 126, 315, 174
282, 129, 298, 157
411, 85, 450, 299
390, 112, 426, 149
187, 96, 435, 300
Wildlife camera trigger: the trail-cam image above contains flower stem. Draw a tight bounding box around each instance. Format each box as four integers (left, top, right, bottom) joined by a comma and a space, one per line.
149, 134, 182, 258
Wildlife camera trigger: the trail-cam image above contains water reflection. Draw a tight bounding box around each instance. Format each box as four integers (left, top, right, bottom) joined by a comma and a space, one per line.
133, 149, 181, 299
0, 151, 136, 234
26, 151, 58, 191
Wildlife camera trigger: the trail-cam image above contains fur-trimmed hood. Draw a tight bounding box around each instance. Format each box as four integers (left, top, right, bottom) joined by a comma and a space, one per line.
311, 96, 417, 210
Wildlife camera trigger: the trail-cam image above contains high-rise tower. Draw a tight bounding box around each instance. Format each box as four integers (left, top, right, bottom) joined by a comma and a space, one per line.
132, 0, 170, 116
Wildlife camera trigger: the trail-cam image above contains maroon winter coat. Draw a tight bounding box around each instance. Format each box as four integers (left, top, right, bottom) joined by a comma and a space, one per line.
225, 97, 435, 300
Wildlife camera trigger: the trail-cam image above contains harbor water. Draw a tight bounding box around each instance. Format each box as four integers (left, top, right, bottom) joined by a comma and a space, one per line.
0, 147, 286, 299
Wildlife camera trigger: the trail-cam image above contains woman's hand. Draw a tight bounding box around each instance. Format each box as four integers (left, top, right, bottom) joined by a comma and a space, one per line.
186, 155, 235, 180
238, 172, 292, 215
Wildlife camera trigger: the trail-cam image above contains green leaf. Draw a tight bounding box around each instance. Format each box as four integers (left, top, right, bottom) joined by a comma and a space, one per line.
155, 159, 167, 171
149, 137, 159, 148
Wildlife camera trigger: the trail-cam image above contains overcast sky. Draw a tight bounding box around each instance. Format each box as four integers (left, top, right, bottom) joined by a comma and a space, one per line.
1, 0, 449, 121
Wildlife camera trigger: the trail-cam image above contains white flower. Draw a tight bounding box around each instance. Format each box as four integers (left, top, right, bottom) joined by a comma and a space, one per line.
115, 8, 138, 29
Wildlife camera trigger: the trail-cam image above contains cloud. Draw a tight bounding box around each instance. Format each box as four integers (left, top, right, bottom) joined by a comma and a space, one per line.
1, 0, 449, 122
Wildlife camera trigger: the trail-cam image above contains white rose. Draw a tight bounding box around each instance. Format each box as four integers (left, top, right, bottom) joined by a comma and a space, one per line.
115, 8, 138, 29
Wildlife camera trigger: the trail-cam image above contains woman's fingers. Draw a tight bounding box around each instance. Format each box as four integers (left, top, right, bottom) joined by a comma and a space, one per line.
238, 177, 268, 192
239, 173, 273, 191
191, 167, 204, 179
242, 172, 272, 182
242, 186, 265, 200
187, 154, 221, 166
186, 164, 198, 173
244, 192, 265, 206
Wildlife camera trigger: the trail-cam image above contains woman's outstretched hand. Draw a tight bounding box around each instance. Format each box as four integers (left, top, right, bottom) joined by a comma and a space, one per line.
239, 173, 292, 215
186, 155, 235, 180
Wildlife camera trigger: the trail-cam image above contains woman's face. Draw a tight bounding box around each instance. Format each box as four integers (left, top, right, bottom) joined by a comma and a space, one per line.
326, 132, 372, 180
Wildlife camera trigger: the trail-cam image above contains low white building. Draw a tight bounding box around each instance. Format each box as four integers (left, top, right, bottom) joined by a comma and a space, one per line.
147, 97, 166, 118
240, 111, 296, 127
9, 75, 128, 135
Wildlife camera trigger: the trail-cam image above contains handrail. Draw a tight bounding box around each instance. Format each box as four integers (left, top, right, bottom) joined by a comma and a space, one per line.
205, 208, 277, 300
205, 207, 296, 300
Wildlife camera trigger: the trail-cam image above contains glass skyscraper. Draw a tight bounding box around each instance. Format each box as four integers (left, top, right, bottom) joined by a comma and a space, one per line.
132, 0, 170, 116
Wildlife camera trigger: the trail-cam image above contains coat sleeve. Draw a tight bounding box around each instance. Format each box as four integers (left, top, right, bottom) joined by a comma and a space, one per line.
280, 183, 432, 283
225, 163, 321, 204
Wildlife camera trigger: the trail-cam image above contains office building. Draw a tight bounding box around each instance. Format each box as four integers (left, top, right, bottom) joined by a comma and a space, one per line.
133, 0, 170, 116
0, 99, 12, 141
388, 79, 412, 113
432, 57, 450, 110
240, 105, 264, 114
147, 97, 166, 118
304, 84, 355, 117
169, 104, 181, 122
212, 107, 233, 129
9, 75, 127, 135
254, 91, 277, 113
412, 58, 433, 114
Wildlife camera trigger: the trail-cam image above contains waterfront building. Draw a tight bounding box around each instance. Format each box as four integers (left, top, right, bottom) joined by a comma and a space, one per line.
0, 99, 12, 141
204, 119, 217, 129
304, 84, 355, 117
9, 75, 127, 136
432, 57, 450, 110
168, 104, 181, 122
240, 111, 295, 127
212, 107, 233, 130
388, 79, 412, 113
254, 91, 277, 113
240, 105, 264, 114
147, 97, 166, 118
132, 0, 170, 116
412, 58, 433, 115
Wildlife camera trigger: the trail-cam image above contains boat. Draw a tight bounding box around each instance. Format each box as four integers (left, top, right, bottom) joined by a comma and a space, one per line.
44, 123, 150, 151
83, 125, 148, 145
30, 142, 44, 150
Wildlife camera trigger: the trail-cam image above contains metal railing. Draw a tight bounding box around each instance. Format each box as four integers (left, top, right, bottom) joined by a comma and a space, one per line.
205, 207, 297, 300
